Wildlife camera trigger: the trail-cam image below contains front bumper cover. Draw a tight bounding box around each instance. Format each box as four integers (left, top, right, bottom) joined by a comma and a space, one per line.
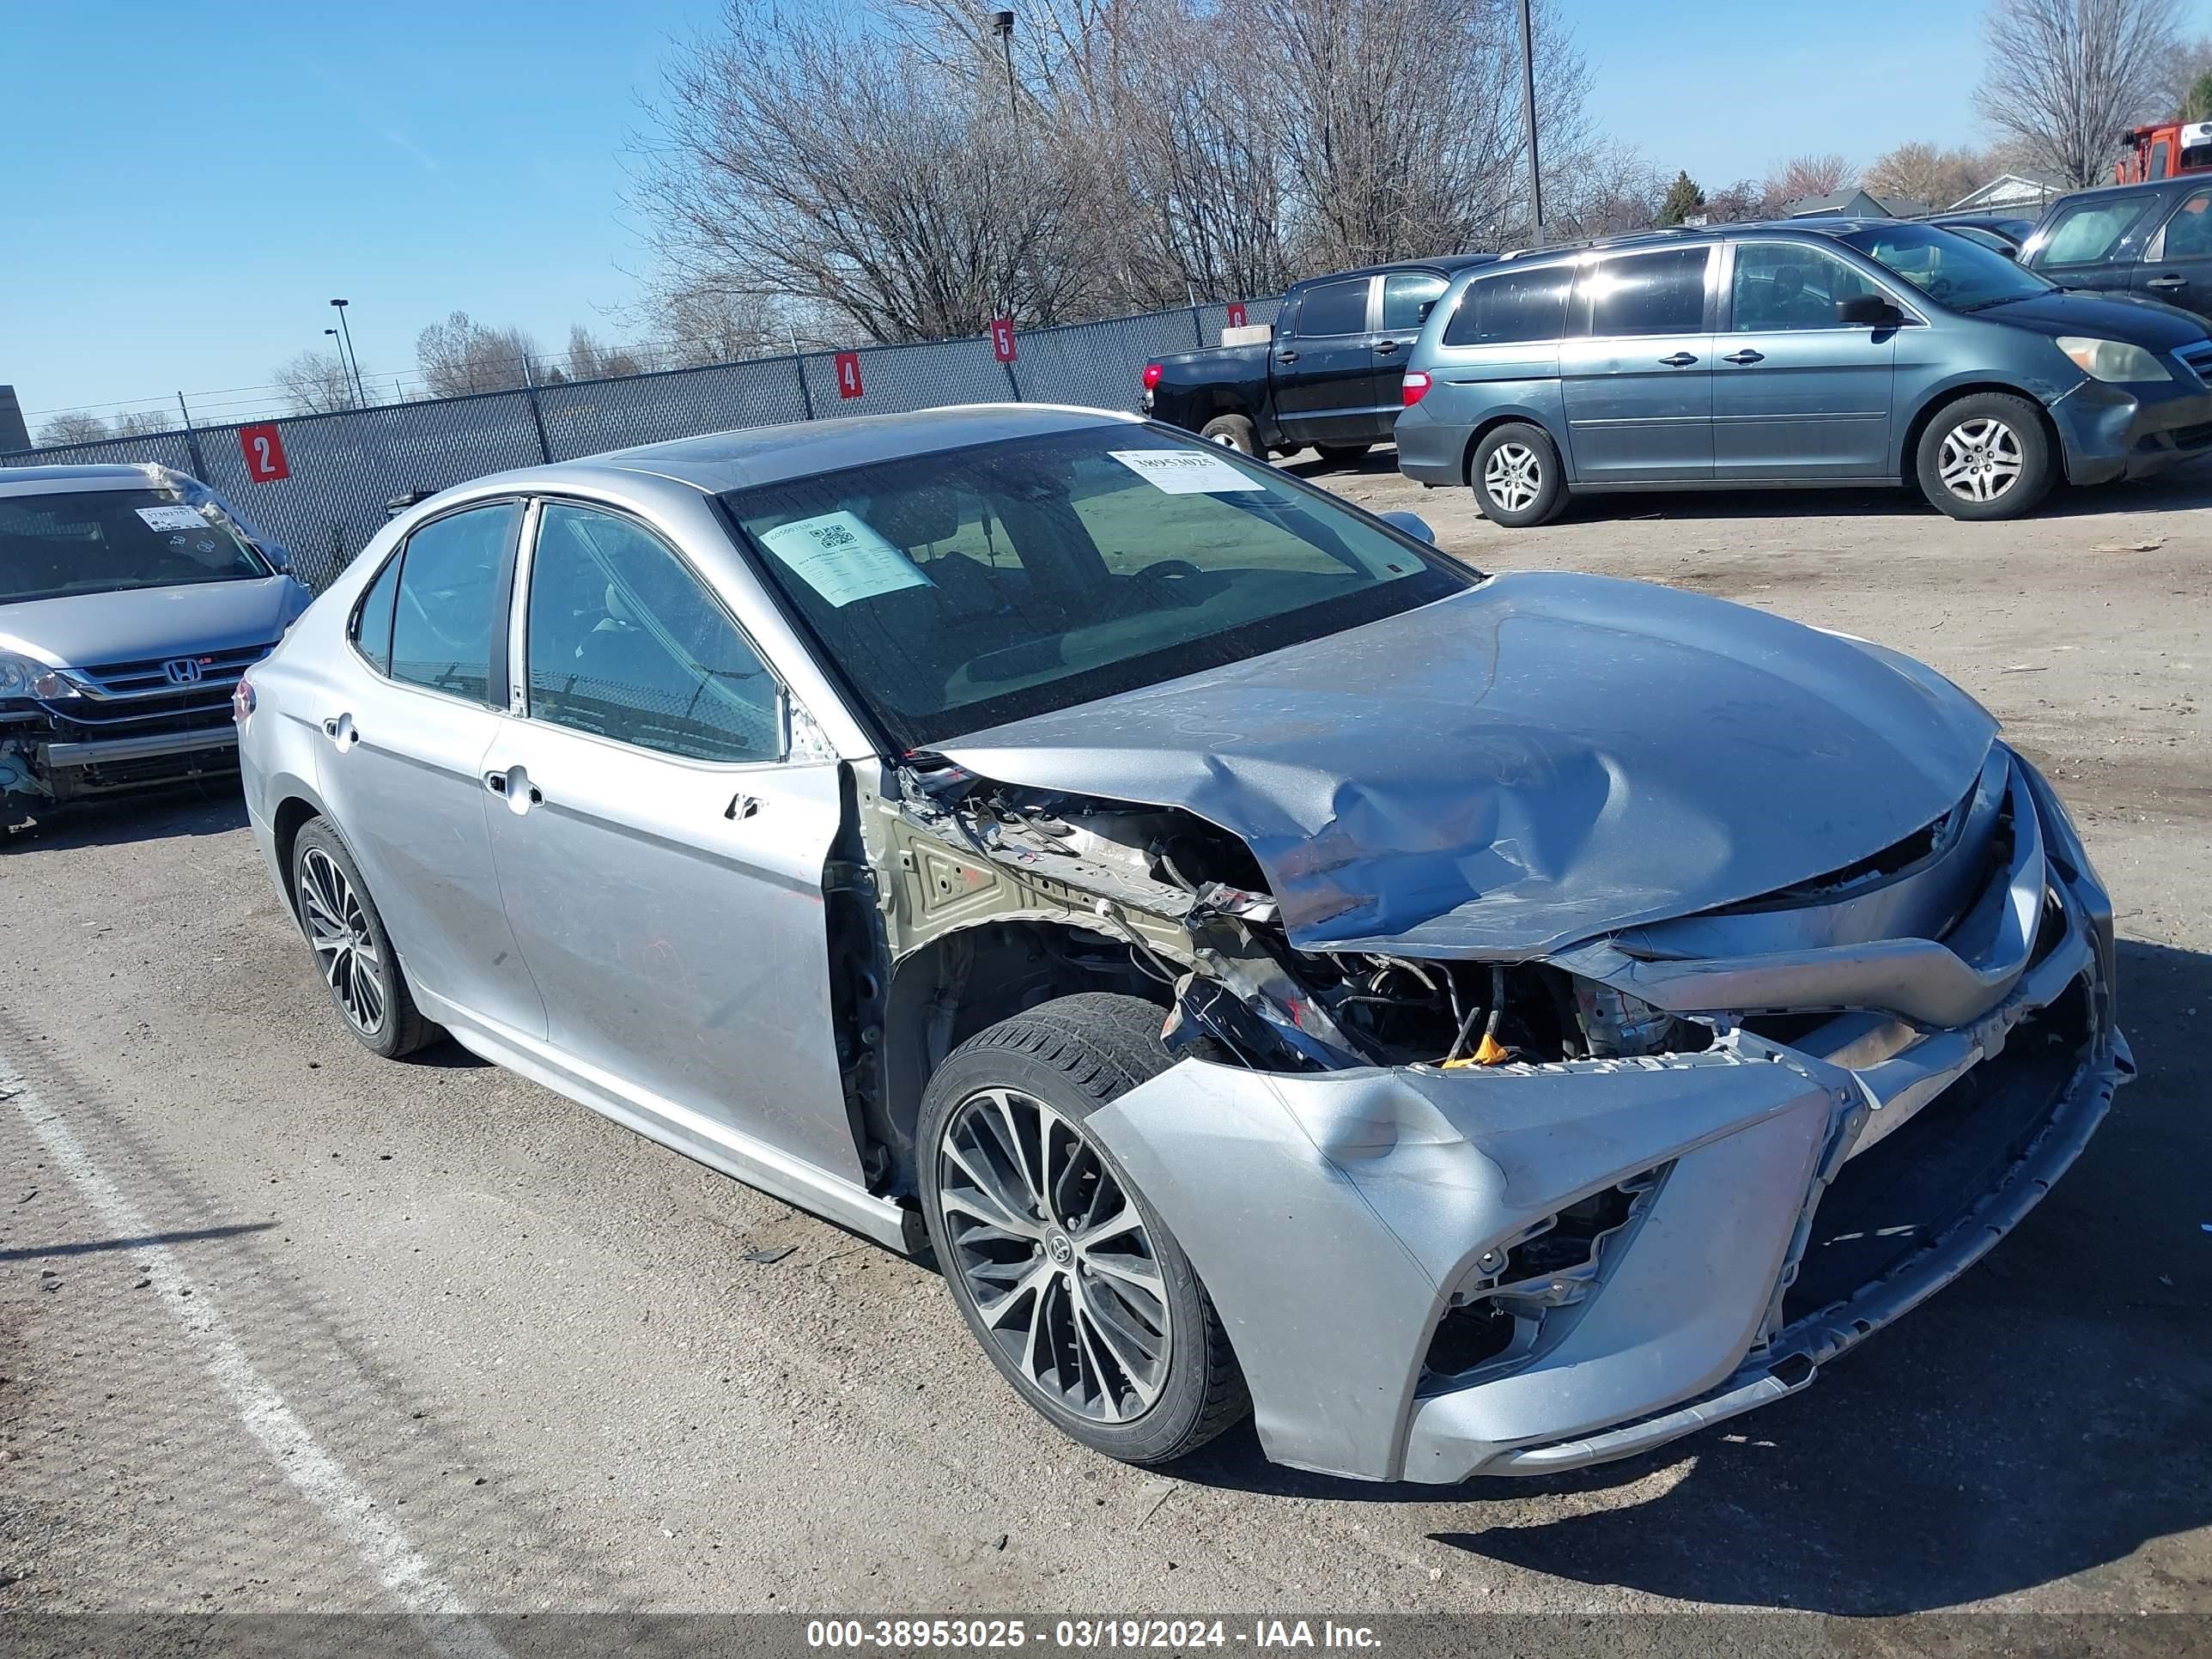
1088, 746, 2126, 1482
2050, 373, 2212, 484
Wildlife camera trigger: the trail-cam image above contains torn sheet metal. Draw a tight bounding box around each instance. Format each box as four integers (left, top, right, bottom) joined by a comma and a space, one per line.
935, 574, 1997, 957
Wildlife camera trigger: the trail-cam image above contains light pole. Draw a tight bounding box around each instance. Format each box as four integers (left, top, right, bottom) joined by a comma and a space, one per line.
1517, 0, 1544, 248
329, 299, 368, 408
991, 10, 1017, 121
323, 329, 354, 408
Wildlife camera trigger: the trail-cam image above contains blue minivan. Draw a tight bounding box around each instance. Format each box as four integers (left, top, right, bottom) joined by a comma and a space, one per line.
1395, 220, 2212, 525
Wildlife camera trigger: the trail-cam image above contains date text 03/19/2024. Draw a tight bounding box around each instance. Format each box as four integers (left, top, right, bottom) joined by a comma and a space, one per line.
804, 1620, 1383, 1650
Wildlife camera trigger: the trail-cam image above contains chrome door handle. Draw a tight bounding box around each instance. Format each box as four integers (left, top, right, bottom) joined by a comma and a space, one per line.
1276, 349, 1299, 363
1657, 352, 1699, 367
1721, 349, 1765, 365
321, 714, 360, 750
485, 769, 543, 806
1374, 338, 1399, 355
2147, 273, 2185, 289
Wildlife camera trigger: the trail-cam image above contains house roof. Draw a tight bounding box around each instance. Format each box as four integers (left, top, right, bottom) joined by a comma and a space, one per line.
1786, 188, 1931, 221
1947, 172, 2063, 211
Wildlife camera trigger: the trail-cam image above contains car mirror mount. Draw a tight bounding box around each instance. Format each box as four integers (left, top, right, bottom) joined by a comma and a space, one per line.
1836, 294, 1904, 328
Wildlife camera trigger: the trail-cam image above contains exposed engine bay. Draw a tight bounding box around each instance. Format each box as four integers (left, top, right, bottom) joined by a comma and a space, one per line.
888, 757, 1707, 1075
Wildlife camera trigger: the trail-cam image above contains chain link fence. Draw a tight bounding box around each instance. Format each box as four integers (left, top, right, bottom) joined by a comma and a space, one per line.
4, 298, 1279, 593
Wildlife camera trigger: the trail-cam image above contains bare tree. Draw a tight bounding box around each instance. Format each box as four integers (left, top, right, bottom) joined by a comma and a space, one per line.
1762, 152, 1856, 207
1864, 141, 1989, 210
2163, 32, 2212, 117
416, 311, 539, 396
35, 412, 111, 446
111, 410, 175, 437
563, 325, 644, 382
1976, 0, 2181, 187
274, 349, 362, 415
1698, 179, 1775, 223
1546, 149, 1666, 240
643, 281, 795, 364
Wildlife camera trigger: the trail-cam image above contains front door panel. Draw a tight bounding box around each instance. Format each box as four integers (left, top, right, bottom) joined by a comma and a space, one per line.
1712, 331, 1896, 477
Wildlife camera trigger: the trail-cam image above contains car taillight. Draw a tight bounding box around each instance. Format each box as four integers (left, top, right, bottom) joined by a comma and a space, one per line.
1142, 363, 1163, 391
233, 673, 256, 723
1401, 370, 1432, 406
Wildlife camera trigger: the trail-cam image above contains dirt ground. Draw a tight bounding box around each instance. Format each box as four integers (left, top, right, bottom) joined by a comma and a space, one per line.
2, 454, 2208, 1650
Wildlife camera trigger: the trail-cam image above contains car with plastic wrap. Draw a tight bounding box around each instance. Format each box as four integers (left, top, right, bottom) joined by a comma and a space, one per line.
3, 464, 309, 836
236, 405, 2129, 1481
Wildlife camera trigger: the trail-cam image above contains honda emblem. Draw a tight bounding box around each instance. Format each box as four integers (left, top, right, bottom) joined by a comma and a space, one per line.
163, 658, 207, 686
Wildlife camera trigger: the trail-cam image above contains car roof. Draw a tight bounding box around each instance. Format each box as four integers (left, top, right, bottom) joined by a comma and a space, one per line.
2046, 176, 2191, 207
0, 463, 187, 498
1300, 254, 1500, 283
464, 404, 1142, 499
1489, 221, 1897, 270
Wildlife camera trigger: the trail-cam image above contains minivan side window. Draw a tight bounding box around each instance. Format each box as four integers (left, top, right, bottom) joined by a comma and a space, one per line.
2036, 198, 2156, 265
525, 502, 781, 763
1442, 267, 1572, 346
1729, 242, 1880, 331
1295, 277, 1372, 337
387, 501, 520, 703
1581, 248, 1710, 337
1381, 272, 1448, 331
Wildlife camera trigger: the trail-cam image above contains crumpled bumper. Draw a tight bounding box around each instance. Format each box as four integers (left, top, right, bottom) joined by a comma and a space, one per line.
1088, 746, 2127, 1482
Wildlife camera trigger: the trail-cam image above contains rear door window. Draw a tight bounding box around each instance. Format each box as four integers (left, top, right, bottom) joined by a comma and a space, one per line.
388, 501, 519, 703
350, 550, 403, 674
2149, 188, 2212, 259
2035, 198, 2156, 266
1381, 272, 1449, 331
1294, 277, 1373, 337
1442, 267, 1573, 346
1581, 247, 1712, 336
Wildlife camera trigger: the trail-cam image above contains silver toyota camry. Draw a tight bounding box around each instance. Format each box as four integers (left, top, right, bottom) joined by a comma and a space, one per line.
236, 405, 2128, 1482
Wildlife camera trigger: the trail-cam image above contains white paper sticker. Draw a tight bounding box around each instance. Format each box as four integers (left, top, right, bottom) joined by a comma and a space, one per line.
1109, 449, 1267, 495
137, 505, 207, 532
756, 510, 933, 608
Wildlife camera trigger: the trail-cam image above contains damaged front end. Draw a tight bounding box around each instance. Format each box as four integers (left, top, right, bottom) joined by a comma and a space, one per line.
875, 739, 2127, 1483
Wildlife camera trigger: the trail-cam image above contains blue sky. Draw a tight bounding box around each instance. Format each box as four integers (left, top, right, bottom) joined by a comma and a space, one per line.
0, 0, 2066, 420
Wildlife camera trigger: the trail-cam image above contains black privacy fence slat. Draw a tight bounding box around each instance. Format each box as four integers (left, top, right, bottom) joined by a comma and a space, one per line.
4, 297, 1285, 593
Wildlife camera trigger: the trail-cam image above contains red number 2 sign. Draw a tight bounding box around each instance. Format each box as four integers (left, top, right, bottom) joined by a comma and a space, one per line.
239, 422, 290, 483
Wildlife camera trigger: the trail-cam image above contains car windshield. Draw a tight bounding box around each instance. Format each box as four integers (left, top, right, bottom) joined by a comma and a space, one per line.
0, 487, 271, 605
722, 426, 1474, 748
1838, 222, 2054, 311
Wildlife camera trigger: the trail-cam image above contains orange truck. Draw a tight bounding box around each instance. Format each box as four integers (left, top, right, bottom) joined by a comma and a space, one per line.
2117, 121, 2212, 182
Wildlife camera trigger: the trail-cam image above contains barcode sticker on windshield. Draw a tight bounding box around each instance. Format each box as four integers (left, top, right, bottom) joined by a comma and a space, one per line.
756, 510, 933, 608
137, 506, 206, 532
1109, 449, 1267, 495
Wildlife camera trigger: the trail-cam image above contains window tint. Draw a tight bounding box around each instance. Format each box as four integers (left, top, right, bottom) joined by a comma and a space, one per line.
1583, 248, 1710, 336
2156, 189, 2212, 258
2152, 141, 2171, 180
2037, 198, 2154, 265
526, 503, 781, 763
1295, 277, 1370, 337
1729, 242, 1881, 331
351, 550, 402, 674
1381, 272, 1448, 331
389, 502, 516, 702
1443, 267, 1572, 346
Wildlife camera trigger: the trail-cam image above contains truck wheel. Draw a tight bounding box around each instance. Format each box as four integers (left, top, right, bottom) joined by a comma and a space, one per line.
1200, 414, 1260, 456
919, 993, 1250, 1467
1471, 422, 1566, 527
1916, 392, 2054, 520
1314, 443, 1373, 469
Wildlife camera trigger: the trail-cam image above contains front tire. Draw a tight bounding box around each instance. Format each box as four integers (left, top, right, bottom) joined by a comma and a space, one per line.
1470, 422, 1566, 526
1199, 413, 1260, 456
919, 993, 1249, 1467
290, 818, 435, 1060
1916, 392, 2054, 520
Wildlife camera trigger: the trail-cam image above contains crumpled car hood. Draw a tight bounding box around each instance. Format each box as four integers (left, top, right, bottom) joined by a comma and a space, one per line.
934, 573, 1997, 957
0, 576, 305, 668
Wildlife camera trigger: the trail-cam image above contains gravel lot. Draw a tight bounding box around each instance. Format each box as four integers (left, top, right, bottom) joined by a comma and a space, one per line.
3, 458, 2208, 1647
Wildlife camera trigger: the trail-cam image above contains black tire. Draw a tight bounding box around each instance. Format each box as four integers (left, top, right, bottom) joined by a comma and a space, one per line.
1914, 392, 2054, 521
918, 993, 1249, 1467
1199, 413, 1260, 456
1313, 442, 1373, 468
290, 817, 435, 1060
1469, 421, 1567, 527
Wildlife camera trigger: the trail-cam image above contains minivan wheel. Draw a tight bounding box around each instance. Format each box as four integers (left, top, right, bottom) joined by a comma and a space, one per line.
290, 818, 434, 1060
918, 993, 1249, 1467
1471, 422, 1566, 527
1199, 413, 1260, 455
1917, 392, 2053, 520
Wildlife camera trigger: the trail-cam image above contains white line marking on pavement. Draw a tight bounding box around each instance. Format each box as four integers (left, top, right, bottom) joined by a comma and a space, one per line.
3, 1061, 510, 1659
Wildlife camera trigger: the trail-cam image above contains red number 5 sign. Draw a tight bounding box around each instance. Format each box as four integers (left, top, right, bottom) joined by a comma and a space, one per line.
989, 317, 1018, 363
239, 422, 290, 483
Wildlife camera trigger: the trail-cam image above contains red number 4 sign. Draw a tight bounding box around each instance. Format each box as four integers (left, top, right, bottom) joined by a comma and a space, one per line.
834, 351, 863, 399
239, 422, 290, 483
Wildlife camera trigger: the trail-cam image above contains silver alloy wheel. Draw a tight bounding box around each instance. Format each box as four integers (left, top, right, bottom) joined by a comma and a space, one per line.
1208, 430, 1240, 448
939, 1086, 1173, 1424
299, 846, 387, 1036
1936, 416, 2022, 502
1484, 441, 1542, 512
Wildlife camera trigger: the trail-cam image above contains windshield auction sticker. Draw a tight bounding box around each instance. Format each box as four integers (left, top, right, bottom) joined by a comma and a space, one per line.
757, 510, 934, 608
135, 505, 208, 532
1109, 449, 1267, 494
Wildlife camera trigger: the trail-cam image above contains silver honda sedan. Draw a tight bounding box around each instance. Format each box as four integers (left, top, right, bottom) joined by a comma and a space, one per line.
237, 405, 2127, 1482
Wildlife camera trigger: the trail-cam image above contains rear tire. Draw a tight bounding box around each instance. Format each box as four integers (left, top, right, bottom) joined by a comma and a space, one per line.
1915, 392, 2054, 521
290, 818, 435, 1060
919, 993, 1249, 1467
1470, 422, 1566, 527
1314, 442, 1373, 468
1199, 413, 1260, 456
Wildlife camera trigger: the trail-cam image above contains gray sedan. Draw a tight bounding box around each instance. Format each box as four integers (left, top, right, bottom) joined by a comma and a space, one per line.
236, 405, 2127, 1481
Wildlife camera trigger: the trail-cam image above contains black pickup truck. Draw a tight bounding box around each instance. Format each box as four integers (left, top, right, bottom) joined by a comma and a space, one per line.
1142, 256, 1496, 462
